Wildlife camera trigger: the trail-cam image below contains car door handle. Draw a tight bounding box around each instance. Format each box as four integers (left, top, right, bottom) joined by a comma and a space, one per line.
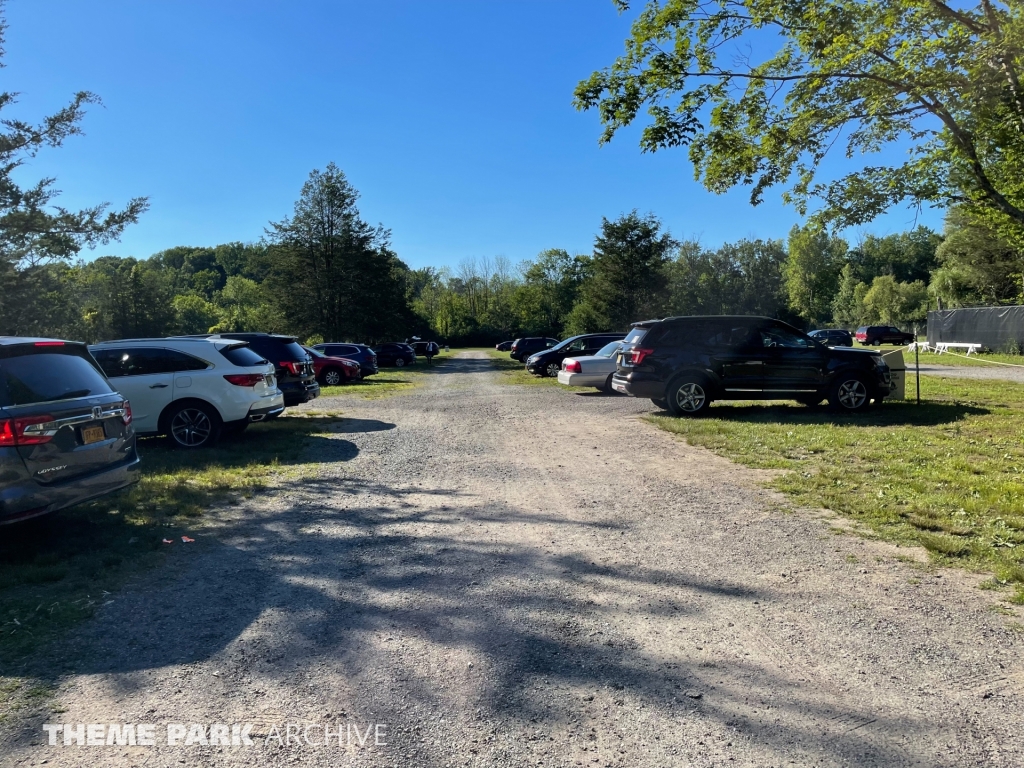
149, 383, 169, 389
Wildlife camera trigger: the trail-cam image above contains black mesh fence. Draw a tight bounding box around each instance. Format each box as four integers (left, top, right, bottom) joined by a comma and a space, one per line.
927, 306, 1024, 352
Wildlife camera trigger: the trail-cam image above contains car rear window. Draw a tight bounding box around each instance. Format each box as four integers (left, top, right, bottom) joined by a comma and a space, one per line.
624, 327, 648, 344
219, 344, 268, 367
0, 346, 114, 407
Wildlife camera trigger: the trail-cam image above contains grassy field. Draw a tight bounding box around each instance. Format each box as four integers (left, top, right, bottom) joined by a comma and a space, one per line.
649, 376, 1024, 601
854, 340, 1024, 369
319, 351, 454, 398
0, 412, 342, 711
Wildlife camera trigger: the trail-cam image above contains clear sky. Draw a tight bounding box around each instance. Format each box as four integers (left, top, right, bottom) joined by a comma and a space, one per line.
7, 0, 944, 270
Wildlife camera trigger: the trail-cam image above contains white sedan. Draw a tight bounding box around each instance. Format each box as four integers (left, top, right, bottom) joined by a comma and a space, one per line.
556, 341, 623, 392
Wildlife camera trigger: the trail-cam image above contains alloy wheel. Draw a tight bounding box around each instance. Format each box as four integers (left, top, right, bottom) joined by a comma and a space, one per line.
675, 382, 706, 413
546, 362, 561, 378
170, 408, 212, 447
395, 358, 405, 367
324, 370, 342, 386
837, 379, 868, 410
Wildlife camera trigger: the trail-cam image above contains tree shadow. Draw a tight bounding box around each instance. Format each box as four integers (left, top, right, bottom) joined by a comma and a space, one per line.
3, 469, 937, 766
649, 400, 988, 427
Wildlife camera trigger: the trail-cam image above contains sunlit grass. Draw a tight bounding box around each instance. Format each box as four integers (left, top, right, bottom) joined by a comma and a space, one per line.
320, 352, 453, 398
649, 376, 1024, 600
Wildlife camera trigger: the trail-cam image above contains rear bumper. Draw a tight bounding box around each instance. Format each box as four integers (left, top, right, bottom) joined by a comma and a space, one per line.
557, 371, 604, 387
611, 372, 663, 399
281, 381, 320, 405
246, 401, 286, 422
0, 450, 141, 525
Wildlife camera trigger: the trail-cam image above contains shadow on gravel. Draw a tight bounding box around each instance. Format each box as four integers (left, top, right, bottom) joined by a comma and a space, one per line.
650, 399, 986, 427
5, 468, 925, 766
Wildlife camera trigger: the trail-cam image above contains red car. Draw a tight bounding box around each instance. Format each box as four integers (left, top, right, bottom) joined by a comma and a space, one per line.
304, 346, 361, 386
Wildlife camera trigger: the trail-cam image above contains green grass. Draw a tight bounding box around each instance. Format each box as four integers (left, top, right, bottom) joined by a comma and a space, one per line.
319, 352, 454, 398
648, 376, 1024, 591
481, 348, 593, 389
0, 414, 343, 677
854, 341, 1024, 370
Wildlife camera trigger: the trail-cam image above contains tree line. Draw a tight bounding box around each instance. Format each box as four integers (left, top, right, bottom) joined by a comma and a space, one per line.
6, 160, 1023, 348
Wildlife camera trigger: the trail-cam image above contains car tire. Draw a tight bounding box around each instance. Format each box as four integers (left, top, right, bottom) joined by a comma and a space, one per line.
166, 402, 221, 449
395, 358, 406, 368
544, 362, 561, 378
666, 374, 712, 417
828, 374, 871, 412
600, 374, 615, 393
651, 398, 668, 410
322, 368, 343, 386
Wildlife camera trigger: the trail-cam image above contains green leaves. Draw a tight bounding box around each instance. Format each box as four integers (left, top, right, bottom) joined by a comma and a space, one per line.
577, 0, 1024, 238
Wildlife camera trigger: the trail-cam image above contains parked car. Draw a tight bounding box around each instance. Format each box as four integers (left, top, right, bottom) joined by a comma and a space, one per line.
374, 342, 416, 367
611, 315, 892, 415
0, 337, 140, 524
526, 333, 625, 378
303, 346, 361, 386
411, 341, 440, 358
495, 341, 513, 351
313, 342, 378, 378
91, 338, 285, 448
808, 329, 854, 347
207, 333, 319, 406
855, 326, 916, 346
556, 341, 624, 392
510, 337, 558, 362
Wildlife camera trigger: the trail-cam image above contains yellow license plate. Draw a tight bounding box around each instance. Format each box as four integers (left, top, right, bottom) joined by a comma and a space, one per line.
81, 425, 106, 444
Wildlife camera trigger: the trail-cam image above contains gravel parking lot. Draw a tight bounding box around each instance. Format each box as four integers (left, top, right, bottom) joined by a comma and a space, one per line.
4, 351, 1023, 768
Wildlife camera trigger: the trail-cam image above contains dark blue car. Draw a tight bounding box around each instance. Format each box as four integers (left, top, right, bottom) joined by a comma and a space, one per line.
0, 338, 140, 525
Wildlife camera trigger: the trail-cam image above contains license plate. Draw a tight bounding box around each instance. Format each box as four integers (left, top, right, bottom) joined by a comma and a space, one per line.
81, 425, 106, 444
265, 374, 275, 386
612, 380, 627, 393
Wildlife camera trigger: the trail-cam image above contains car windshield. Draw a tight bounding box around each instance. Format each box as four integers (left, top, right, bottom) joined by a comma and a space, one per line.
624, 327, 648, 344
550, 337, 579, 352
595, 342, 621, 358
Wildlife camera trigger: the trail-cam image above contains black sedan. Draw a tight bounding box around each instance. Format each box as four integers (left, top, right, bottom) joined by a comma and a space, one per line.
808, 329, 854, 347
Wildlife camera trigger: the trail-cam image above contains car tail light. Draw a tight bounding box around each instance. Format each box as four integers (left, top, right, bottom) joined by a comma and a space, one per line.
279, 361, 302, 375
0, 415, 58, 446
565, 359, 581, 373
122, 401, 133, 426
224, 373, 265, 387
628, 347, 655, 365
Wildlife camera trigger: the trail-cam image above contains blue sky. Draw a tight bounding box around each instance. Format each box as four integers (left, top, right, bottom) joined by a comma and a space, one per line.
7, 0, 944, 270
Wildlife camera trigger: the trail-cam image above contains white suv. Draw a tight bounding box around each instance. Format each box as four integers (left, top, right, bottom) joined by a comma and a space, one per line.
89, 338, 284, 449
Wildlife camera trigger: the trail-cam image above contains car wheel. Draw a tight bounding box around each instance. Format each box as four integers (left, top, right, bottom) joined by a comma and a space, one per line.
600, 374, 615, 393
872, 340, 880, 346
651, 398, 668, 410
544, 362, 561, 378
828, 375, 871, 412
167, 402, 221, 449
395, 357, 406, 367
322, 368, 342, 386
667, 375, 712, 417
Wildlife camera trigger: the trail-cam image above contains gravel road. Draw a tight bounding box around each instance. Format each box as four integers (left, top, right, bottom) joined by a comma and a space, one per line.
916, 363, 1024, 383
4, 351, 1023, 768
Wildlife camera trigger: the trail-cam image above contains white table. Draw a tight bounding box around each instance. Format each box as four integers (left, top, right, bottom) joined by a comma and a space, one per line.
932, 342, 982, 355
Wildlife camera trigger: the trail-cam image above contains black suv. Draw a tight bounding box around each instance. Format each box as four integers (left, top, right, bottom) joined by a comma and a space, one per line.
0, 338, 140, 525
210, 333, 319, 406
808, 329, 853, 347
855, 326, 916, 346
313, 343, 378, 377
510, 337, 559, 362
526, 333, 625, 377
374, 343, 416, 367
612, 316, 892, 415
